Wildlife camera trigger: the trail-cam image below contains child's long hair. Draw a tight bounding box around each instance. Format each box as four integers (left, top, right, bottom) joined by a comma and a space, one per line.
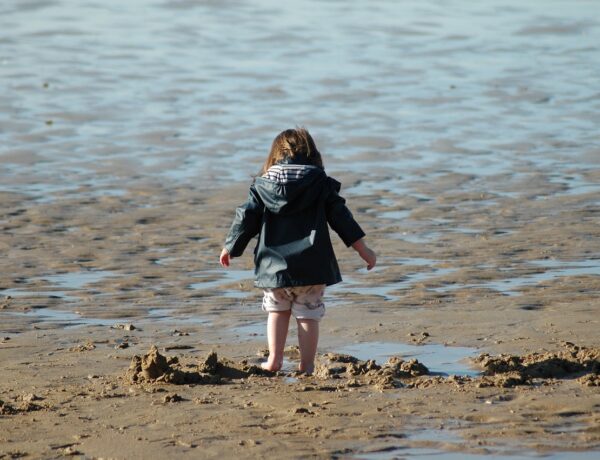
260, 127, 324, 175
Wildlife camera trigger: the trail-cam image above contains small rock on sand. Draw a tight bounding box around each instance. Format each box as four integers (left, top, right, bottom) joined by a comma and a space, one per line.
112, 323, 136, 331
20, 393, 43, 403
163, 393, 183, 403
291, 407, 314, 415
69, 340, 96, 352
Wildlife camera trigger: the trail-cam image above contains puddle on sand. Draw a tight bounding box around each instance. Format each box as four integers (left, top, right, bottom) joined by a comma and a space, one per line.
392, 231, 441, 244
451, 227, 481, 235
545, 423, 588, 435
0, 289, 79, 302
146, 308, 210, 325
392, 225, 497, 244
336, 266, 456, 301
0, 270, 120, 301
188, 269, 254, 292
356, 447, 600, 460
280, 358, 300, 375
153, 256, 178, 266
4, 309, 118, 329
41, 270, 119, 290
14, 181, 128, 204
231, 321, 265, 339
408, 427, 463, 443
395, 258, 440, 267
432, 259, 600, 296
358, 422, 597, 459
549, 172, 600, 197
222, 290, 251, 299
2, 306, 212, 330
379, 210, 412, 220
490, 259, 600, 295
335, 341, 480, 377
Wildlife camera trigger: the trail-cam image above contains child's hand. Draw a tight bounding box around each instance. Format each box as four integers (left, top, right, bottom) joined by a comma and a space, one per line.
219, 248, 230, 267
360, 246, 377, 270
351, 238, 377, 270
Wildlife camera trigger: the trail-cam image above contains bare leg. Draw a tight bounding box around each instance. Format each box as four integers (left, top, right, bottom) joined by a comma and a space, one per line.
261, 311, 291, 372
297, 319, 319, 374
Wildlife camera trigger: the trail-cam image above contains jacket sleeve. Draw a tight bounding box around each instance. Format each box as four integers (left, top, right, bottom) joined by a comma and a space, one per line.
325, 177, 366, 247
224, 185, 263, 257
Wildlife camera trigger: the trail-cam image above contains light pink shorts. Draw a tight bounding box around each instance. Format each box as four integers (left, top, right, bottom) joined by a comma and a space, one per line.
262, 284, 326, 322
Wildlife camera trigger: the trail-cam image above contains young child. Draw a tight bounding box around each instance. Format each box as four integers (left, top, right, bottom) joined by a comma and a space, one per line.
219, 128, 376, 374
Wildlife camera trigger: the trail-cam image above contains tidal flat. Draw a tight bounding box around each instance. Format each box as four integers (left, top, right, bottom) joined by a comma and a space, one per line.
1, 0, 599, 458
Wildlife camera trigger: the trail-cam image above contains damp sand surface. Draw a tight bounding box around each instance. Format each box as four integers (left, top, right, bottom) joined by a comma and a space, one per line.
2, 0, 600, 458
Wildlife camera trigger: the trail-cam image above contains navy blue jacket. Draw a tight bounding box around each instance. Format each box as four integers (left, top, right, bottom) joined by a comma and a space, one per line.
224, 165, 365, 288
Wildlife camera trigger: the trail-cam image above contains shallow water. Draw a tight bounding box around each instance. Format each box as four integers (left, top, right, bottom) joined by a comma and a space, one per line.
337, 266, 456, 300
229, 326, 480, 376
335, 341, 480, 377
231, 321, 266, 338
1, 3, 598, 458
546, 171, 600, 198
358, 422, 599, 460
2, 0, 599, 197
146, 308, 211, 325
188, 269, 254, 292
0, 289, 79, 302
5, 308, 117, 329
41, 270, 119, 290
0, 270, 119, 301
357, 447, 600, 460
433, 259, 600, 296
392, 231, 441, 244
408, 427, 463, 443
4, 306, 212, 329
379, 210, 412, 220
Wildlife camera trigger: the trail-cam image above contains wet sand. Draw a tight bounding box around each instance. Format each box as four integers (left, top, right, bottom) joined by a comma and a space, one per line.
2, 0, 600, 458
1, 174, 599, 458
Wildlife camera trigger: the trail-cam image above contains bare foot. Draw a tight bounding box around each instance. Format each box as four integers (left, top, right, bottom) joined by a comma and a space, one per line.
298, 363, 314, 375
261, 359, 282, 372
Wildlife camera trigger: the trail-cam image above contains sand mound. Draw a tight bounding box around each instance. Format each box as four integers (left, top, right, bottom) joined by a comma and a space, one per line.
313, 343, 598, 389
315, 353, 430, 389
0, 399, 18, 415
474, 342, 599, 387
126, 346, 269, 385
578, 373, 600, 387
126, 343, 599, 390
0, 394, 44, 415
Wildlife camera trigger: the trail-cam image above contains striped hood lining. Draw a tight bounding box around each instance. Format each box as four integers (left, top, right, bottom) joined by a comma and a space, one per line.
262, 164, 319, 184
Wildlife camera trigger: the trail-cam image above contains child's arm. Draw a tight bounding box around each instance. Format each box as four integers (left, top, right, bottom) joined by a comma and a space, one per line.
324, 178, 376, 270
351, 238, 377, 270
221, 186, 263, 267
324, 178, 366, 248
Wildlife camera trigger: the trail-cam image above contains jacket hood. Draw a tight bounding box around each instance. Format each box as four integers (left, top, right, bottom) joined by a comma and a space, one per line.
253, 165, 327, 215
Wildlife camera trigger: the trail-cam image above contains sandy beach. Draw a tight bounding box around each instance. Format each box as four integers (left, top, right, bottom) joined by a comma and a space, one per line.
1, 0, 600, 458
